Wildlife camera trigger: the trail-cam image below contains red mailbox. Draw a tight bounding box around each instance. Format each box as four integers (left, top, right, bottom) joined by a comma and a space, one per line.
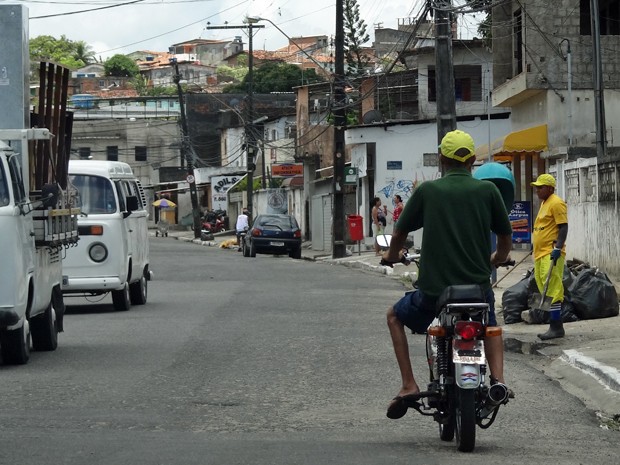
347, 215, 364, 241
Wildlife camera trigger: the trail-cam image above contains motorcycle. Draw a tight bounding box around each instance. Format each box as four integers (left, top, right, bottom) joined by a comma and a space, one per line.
414, 284, 509, 452
378, 234, 513, 452
201, 210, 226, 235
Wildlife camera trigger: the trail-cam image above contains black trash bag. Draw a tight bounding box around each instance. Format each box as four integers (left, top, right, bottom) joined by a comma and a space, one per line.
502, 270, 536, 324
526, 263, 580, 324
569, 268, 619, 320
526, 294, 579, 324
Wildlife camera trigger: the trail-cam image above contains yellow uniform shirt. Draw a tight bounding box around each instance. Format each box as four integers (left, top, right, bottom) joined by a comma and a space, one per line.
532, 193, 568, 260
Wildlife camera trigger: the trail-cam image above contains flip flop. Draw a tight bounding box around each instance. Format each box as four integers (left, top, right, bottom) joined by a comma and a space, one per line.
386, 396, 408, 419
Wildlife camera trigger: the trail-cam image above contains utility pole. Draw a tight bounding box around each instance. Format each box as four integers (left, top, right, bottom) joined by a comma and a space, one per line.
171, 58, 201, 238
207, 21, 264, 221
434, 0, 457, 159
590, 0, 607, 158
332, 0, 346, 259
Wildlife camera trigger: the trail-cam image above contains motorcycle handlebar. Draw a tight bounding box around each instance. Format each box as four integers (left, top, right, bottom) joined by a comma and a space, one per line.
495, 259, 515, 268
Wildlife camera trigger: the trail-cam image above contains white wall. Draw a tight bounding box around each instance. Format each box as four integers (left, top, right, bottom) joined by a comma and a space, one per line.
346, 116, 512, 245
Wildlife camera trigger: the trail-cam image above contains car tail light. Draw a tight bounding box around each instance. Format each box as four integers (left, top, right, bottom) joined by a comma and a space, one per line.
252, 228, 263, 237
294, 230, 301, 238
455, 321, 483, 340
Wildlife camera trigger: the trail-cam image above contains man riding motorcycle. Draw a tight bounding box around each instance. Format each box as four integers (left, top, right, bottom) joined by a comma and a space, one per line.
383, 130, 513, 420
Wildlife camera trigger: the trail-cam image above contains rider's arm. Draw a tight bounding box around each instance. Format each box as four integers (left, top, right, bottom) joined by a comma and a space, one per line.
491, 233, 512, 267
384, 227, 408, 262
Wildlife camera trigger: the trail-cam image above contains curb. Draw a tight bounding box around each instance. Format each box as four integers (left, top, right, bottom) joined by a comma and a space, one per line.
561, 349, 620, 393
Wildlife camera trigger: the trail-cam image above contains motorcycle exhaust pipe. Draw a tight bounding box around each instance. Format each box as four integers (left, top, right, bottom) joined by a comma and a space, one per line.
486, 383, 509, 406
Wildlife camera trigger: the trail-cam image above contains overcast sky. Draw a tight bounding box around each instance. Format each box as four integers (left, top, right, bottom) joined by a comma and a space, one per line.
14, 0, 481, 61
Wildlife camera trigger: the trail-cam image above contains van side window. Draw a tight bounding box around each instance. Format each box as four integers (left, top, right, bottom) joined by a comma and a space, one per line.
0, 163, 9, 206
127, 181, 144, 209
8, 155, 26, 203
114, 181, 127, 212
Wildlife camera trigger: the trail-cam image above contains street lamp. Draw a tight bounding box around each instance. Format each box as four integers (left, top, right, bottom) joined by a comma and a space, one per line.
245, 16, 327, 71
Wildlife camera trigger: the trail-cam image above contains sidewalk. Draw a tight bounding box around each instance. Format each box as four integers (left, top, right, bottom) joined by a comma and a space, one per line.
157, 228, 620, 421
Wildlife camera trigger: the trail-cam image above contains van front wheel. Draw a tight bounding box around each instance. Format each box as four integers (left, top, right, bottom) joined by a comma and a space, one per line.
112, 283, 131, 311
130, 274, 148, 305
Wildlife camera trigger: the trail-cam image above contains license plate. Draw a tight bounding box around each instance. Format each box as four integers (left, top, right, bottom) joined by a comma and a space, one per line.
453, 343, 485, 365
270, 241, 285, 246
453, 354, 484, 364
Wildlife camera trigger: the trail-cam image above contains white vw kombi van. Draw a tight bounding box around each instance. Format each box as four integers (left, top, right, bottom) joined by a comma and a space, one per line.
62, 161, 151, 311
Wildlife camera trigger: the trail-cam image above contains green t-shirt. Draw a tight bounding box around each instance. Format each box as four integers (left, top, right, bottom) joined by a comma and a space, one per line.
396, 168, 512, 298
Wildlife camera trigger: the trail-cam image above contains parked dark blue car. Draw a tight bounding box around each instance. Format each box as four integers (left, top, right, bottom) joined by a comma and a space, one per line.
242, 214, 302, 259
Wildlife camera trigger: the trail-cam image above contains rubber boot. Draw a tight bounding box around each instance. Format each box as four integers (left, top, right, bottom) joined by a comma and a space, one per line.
538, 319, 565, 340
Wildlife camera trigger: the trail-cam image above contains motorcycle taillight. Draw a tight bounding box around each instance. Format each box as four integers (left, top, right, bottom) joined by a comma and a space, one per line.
455, 321, 483, 340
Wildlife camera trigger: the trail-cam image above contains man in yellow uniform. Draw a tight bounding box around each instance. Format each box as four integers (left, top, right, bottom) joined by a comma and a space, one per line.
531, 174, 568, 340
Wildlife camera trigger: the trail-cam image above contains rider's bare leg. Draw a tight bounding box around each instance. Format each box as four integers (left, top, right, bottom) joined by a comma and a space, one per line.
387, 306, 420, 396
484, 335, 505, 384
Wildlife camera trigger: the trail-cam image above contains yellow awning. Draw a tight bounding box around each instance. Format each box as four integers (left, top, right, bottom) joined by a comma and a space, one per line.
476, 124, 548, 161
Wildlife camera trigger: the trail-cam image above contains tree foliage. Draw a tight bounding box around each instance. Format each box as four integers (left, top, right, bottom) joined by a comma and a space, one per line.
343, 0, 371, 76
223, 62, 324, 94
104, 54, 140, 77
464, 0, 492, 42
29, 35, 92, 70
216, 65, 249, 84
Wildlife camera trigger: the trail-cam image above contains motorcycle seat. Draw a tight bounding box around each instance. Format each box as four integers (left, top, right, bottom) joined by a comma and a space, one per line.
437, 284, 486, 309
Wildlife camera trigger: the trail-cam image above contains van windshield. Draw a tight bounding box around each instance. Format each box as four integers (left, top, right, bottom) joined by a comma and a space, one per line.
0, 163, 8, 207
70, 174, 117, 214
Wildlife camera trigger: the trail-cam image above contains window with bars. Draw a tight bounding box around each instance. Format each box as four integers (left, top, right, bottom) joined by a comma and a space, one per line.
599, 162, 618, 202
135, 146, 147, 162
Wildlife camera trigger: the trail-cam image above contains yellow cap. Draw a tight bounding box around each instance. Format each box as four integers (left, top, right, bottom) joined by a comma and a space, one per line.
531, 173, 556, 188
440, 130, 475, 162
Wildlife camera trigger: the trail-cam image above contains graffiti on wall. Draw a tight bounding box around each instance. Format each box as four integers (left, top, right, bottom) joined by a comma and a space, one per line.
377, 170, 440, 205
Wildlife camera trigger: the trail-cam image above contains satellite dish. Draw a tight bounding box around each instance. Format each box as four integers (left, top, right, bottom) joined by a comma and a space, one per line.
362, 109, 383, 124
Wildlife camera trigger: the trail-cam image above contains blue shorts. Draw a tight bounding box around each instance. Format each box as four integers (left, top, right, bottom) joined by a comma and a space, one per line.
393, 288, 498, 334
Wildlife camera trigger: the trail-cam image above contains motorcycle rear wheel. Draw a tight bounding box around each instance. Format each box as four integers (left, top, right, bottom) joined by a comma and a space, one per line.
455, 388, 476, 452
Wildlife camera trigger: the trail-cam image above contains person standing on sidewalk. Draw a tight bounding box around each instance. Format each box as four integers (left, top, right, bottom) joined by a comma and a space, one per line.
382, 129, 513, 419
372, 197, 386, 255
392, 195, 404, 223
531, 174, 568, 340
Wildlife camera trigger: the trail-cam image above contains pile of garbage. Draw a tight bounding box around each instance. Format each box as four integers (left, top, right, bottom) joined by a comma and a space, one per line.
502, 259, 620, 325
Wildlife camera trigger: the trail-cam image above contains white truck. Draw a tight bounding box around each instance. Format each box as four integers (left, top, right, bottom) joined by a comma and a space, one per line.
0, 129, 79, 364
0, 5, 79, 364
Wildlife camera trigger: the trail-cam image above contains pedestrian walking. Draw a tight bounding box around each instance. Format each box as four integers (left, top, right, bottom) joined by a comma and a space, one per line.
531, 173, 568, 340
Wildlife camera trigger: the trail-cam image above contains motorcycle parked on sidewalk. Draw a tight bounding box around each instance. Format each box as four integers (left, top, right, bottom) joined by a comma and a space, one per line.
378, 234, 513, 452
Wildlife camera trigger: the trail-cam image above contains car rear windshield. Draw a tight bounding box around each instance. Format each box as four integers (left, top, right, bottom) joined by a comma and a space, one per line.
256, 215, 298, 229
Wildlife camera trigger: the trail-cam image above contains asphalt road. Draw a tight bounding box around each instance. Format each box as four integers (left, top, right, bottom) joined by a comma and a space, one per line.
0, 238, 617, 464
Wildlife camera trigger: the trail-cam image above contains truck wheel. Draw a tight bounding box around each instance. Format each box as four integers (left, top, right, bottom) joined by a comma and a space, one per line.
129, 274, 148, 305
31, 298, 58, 351
0, 319, 31, 365
112, 283, 131, 311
